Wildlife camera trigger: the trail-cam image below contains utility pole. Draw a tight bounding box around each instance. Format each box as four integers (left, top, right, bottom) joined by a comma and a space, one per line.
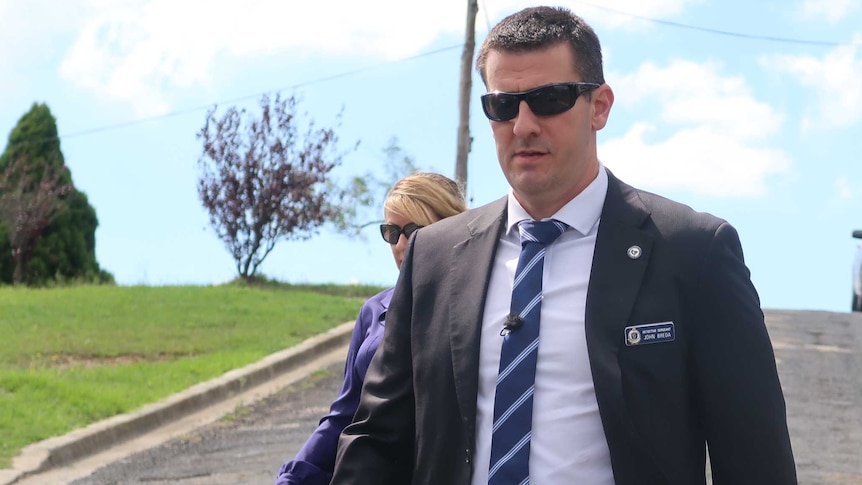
455, 0, 478, 192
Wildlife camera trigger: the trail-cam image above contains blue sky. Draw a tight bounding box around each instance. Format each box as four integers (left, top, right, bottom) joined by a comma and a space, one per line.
1, 0, 860, 313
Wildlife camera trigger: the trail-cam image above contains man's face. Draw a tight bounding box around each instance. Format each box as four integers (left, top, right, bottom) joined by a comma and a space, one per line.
484, 42, 612, 219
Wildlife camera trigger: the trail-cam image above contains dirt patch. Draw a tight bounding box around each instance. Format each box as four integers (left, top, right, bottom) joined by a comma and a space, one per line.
29, 353, 181, 370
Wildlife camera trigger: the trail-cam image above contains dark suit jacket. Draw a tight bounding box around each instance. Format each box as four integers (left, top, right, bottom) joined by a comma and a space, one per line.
332, 172, 797, 485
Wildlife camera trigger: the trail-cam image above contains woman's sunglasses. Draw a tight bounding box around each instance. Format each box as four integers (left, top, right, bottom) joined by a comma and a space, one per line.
379, 222, 424, 245
480, 82, 601, 122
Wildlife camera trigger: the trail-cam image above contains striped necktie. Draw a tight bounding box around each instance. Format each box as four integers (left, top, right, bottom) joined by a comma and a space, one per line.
488, 219, 568, 485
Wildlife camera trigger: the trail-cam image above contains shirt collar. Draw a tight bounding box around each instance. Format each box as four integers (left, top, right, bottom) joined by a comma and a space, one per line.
506, 163, 608, 238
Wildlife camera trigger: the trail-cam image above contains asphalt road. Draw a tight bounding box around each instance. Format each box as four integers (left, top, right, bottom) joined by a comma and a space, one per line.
43, 310, 862, 484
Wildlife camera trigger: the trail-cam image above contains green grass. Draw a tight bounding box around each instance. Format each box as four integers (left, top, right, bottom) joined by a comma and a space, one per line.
0, 283, 384, 469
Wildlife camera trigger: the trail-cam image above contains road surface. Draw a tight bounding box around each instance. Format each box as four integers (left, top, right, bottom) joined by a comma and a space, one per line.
19, 309, 862, 484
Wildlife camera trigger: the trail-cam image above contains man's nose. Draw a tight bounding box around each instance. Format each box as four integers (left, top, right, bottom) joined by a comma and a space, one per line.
512, 101, 541, 137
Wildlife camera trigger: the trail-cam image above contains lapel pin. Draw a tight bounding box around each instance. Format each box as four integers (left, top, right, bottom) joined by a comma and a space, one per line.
627, 245, 642, 259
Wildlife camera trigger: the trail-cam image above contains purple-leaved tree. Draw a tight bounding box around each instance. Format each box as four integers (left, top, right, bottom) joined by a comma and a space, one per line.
197, 93, 364, 281
0, 155, 72, 284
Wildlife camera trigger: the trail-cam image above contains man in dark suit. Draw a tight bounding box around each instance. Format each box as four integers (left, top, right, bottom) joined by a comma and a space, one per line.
332, 6, 796, 485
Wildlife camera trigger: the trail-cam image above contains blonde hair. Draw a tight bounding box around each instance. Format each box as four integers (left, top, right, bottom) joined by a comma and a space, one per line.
383, 172, 467, 226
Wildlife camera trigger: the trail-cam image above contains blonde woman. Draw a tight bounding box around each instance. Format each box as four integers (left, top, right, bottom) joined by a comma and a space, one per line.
274, 172, 467, 485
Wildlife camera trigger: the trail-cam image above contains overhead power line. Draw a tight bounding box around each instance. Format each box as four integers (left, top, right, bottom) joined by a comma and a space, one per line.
4, 43, 463, 150
5, 3, 857, 152
574, 0, 858, 47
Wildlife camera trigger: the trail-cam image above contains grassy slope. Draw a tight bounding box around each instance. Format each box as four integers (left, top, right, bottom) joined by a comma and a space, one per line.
0, 284, 383, 468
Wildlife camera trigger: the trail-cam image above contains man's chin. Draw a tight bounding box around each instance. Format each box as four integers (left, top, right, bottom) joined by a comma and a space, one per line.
511, 173, 551, 195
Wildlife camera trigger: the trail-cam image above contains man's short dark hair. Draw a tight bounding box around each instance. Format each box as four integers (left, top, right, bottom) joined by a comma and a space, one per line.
476, 6, 605, 86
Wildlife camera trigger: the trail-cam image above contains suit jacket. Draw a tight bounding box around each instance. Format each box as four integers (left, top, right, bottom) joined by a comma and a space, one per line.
332, 172, 797, 485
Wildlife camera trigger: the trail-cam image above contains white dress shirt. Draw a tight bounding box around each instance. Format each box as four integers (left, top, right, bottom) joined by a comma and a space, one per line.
470, 165, 614, 485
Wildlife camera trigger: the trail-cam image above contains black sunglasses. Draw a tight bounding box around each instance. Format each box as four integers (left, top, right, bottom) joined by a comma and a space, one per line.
380, 222, 424, 244
480, 82, 601, 122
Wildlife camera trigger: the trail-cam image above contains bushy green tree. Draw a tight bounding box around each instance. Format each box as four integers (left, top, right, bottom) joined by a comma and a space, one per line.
0, 103, 112, 285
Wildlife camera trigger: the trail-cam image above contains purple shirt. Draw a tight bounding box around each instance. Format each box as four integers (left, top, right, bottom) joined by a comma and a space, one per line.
274, 287, 393, 485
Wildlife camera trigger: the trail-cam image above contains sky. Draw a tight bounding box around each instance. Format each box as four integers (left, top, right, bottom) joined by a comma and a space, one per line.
1, 0, 860, 313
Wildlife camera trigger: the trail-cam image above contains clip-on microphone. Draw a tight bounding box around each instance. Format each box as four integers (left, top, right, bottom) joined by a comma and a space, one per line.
500, 313, 524, 336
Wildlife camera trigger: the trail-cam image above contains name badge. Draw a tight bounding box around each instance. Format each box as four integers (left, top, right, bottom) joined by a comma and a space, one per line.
625, 322, 675, 346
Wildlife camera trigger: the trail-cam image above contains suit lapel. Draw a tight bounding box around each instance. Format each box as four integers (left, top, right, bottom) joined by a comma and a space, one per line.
585, 171, 654, 474
586, 171, 653, 348
448, 198, 507, 447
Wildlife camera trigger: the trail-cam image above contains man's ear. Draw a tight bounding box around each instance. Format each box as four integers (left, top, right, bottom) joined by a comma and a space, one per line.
591, 84, 614, 131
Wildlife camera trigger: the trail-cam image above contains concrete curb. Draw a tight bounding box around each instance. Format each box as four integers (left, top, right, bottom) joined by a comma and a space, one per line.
0, 321, 355, 485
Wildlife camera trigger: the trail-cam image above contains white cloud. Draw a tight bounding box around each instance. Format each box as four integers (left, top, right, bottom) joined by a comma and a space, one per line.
56, 0, 701, 116
800, 0, 861, 23
615, 60, 782, 138
0, 1, 96, 121
58, 0, 468, 116
601, 124, 789, 197
601, 60, 789, 197
762, 35, 862, 130
0, 1, 86, 81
